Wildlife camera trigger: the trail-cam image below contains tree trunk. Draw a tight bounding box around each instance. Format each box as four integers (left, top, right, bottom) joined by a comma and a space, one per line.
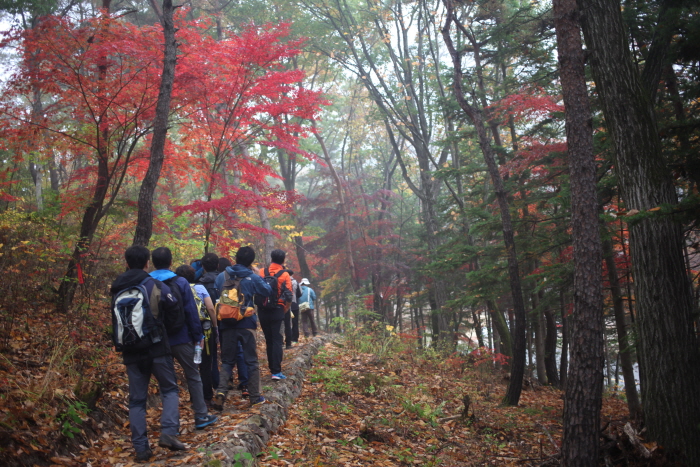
577, 1, 700, 463
532, 291, 548, 385
602, 232, 641, 418
554, 1, 605, 465
543, 306, 560, 387
313, 125, 360, 291
133, 0, 177, 247
441, 3, 527, 405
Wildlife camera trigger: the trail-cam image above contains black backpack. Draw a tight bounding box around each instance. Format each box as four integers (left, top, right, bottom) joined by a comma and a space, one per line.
161, 277, 186, 334
254, 267, 288, 312
198, 271, 220, 303
111, 277, 164, 352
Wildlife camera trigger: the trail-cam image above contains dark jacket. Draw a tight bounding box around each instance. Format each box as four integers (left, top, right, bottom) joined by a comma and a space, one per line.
218, 264, 272, 330
198, 271, 220, 303
110, 268, 177, 365
150, 269, 203, 346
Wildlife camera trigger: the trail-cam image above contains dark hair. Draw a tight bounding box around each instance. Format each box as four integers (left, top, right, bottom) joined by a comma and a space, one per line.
125, 245, 150, 270
201, 252, 219, 272
218, 257, 232, 273
175, 264, 196, 283
270, 249, 286, 264
235, 246, 256, 267
287, 270, 294, 276
151, 247, 172, 269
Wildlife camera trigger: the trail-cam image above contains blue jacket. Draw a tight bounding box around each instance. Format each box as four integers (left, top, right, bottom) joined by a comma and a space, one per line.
151, 269, 203, 346
299, 285, 316, 310
216, 264, 272, 330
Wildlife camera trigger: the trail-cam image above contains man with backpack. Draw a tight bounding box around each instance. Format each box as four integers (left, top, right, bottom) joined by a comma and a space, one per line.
196, 253, 221, 402
110, 245, 184, 461
175, 264, 218, 407
289, 271, 301, 346
212, 246, 271, 410
258, 249, 293, 380
150, 247, 218, 430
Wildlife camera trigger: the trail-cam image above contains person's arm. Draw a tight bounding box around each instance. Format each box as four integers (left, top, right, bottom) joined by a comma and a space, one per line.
252, 273, 272, 296
281, 273, 293, 311
203, 296, 217, 328
179, 278, 203, 343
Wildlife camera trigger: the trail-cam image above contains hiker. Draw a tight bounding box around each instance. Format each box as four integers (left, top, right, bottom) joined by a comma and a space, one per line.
175, 264, 217, 407
258, 249, 293, 380
110, 245, 184, 461
215, 258, 250, 396
150, 247, 218, 430
299, 278, 318, 338
212, 246, 271, 410
196, 253, 221, 402
288, 270, 301, 346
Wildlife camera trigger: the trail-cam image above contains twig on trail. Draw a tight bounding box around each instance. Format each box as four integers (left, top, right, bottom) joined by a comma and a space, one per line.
536, 423, 558, 452
436, 415, 461, 423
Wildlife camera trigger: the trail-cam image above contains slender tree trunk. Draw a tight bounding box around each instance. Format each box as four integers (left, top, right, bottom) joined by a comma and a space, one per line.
442, 4, 527, 405
543, 306, 560, 387
601, 232, 641, 418
578, 1, 700, 463
313, 124, 360, 292
559, 290, 569, 388
532, 291, 547, 385
554, 1, 604, 464
133, 0, 177, 247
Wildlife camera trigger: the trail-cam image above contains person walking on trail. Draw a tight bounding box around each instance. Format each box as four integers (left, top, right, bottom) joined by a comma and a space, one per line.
110, 245, 184, 462
212, 246, 271, 410
215, 258, 250, 396
299, 278, 318, 338
150, 247, 218, 430
175, 264, 217, 407
259, 249, 293, 380
289, 271, 301, 346
282, 270, 297, 349
196, 253, 221, 402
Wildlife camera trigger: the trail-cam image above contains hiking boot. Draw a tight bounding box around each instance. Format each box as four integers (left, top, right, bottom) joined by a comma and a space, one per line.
158, 434, 185, 451
250, 395, 266, 407
240, 386, 249, 399
135, 449, 152, 462
271, 373, 286, 380
195, 414, 218, 430
211, 393, 225, 411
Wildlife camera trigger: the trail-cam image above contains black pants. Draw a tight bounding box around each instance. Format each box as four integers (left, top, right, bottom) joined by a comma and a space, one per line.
200, 333, 216, 401
284, 308, 293, 347
259, 305, 285, 374
291, 302, 300, 342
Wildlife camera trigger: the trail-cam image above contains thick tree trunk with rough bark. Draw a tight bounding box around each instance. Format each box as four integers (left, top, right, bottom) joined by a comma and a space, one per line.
577, 1, 700, 463
554, 0, 605, 465
133, 0, 177, 247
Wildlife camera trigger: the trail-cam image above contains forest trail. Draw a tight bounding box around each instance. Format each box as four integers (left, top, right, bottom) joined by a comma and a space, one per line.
0, 312, 647, 467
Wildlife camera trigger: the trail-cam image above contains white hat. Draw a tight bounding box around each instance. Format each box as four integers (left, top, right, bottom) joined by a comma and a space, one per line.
300, 278, 310, 285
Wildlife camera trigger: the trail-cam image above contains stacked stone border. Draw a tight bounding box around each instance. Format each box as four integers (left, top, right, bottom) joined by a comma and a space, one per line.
195, 335, 330, 466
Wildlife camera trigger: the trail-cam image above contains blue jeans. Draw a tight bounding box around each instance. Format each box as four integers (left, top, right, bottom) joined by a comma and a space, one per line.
126, 355, 179, 452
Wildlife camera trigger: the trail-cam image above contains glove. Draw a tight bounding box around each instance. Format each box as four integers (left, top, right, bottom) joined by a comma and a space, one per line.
291, 312, 295, 319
